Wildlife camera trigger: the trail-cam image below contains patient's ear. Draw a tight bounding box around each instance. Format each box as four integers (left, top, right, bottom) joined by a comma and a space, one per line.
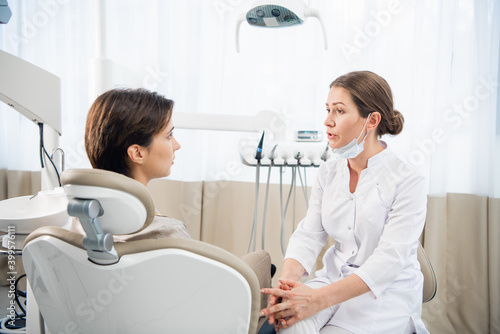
127, 144, 145, 165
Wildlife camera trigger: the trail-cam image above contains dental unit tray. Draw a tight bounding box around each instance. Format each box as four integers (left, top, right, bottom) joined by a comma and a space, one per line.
239, 139, 331, 167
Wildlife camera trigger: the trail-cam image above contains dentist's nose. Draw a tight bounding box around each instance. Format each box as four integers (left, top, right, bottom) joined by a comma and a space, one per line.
324, 113, 334, 128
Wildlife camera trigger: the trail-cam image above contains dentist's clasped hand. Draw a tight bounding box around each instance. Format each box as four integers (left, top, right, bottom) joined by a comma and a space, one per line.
260, 279, 325, 330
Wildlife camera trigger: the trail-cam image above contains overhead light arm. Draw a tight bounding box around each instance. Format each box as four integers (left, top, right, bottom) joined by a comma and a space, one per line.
235, 13, 246, 53
304, 7, 328, 50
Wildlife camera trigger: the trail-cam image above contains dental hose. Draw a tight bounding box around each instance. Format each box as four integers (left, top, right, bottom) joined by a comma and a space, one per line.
304, 167, 308, 199
280, 166, 297, 256
279, 166, 286, 256
38, 123, 61, 187
247, 162, 260, 253
297, 166, 309, 210
260, 165, 272, 250
293, 167, 297, 231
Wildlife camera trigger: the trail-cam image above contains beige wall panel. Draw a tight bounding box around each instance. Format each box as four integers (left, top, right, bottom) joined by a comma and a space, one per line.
148, 178, 203, 240
6, 170, 40, 198
422, 194, 497, 334
201, 180, 312, 286
0, 169, 6, 200
488, 197, 500, 333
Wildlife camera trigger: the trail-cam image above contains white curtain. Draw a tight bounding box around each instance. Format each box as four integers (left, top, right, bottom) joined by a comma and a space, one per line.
0, 0, 499, 197
1, 2, 499, 332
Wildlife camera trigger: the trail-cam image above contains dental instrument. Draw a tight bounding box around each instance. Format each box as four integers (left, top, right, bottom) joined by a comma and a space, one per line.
255, 130, 265, 160
256, 132, 274, 250
248, 131, 265, 253
235, 0, 328, 52
320, 140, 330, 161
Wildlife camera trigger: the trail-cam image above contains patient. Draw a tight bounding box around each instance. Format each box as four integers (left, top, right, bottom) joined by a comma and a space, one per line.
74, 88, 271, 310
78, 88, 189, 242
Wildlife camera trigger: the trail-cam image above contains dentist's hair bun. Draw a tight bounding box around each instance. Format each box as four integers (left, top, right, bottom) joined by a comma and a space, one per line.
382, 108, 404, 136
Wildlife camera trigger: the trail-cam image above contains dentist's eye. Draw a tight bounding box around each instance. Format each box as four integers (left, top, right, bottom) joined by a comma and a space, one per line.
167, 132, 174, 139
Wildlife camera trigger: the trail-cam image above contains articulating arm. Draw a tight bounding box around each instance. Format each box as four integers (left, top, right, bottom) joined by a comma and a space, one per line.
67, 198, 119, 265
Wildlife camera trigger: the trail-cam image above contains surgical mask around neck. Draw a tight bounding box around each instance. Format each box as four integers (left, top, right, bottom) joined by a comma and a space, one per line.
332, 113, 372, 159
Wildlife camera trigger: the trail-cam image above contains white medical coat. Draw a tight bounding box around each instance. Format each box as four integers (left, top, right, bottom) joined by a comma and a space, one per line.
285, 146, 429, 333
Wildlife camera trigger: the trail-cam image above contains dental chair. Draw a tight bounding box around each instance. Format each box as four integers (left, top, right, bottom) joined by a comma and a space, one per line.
22, 169, 262, 334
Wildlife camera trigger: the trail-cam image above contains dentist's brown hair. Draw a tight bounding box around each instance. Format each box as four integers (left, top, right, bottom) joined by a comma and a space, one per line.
330, 71, 404, 136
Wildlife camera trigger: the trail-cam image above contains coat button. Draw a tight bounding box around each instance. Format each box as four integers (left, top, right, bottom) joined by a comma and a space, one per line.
348, 225, 352, 230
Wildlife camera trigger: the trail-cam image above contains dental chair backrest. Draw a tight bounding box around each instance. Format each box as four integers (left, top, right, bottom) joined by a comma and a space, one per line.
22, 168, 261, 334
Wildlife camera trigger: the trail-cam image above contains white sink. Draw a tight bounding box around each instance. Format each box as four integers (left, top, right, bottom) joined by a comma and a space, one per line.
0, 188, 70, 234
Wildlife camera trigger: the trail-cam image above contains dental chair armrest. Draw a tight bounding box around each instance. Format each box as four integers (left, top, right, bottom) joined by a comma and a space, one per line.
241, 250, 272, 310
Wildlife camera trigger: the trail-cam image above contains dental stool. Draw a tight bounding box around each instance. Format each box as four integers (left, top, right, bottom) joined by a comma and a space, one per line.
22, 168, 262, 334
418, 241, 437, 303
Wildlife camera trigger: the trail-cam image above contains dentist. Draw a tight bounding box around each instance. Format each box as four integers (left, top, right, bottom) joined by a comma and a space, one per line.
260, 71, 428, 333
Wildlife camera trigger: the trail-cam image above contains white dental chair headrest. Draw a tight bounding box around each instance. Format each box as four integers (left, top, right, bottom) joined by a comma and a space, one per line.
61, 169, 156, 235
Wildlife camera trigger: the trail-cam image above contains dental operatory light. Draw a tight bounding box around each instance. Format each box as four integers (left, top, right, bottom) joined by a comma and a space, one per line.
0, 0, 12, 24
235, 0, 328, 52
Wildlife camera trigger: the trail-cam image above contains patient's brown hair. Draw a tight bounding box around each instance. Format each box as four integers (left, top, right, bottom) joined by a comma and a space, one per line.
85, 88, 174, 177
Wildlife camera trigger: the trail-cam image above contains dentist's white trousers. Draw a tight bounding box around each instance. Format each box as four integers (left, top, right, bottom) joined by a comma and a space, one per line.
279, 280, 416, 334
279, 281, 354, 334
